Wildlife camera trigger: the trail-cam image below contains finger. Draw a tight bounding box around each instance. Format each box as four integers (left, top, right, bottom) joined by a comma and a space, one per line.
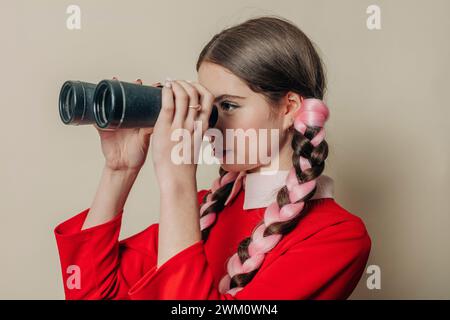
151, 81, 163, 87
156, 80, 175, 128
140, 127, 154, 143
135, 78, 143, 85
141, 127, 154, 136
112, 76, 118, 80
177, 80, 200, 131
171, 80, 189, 129
188, 82, 214, 133
94, 123, 114, 132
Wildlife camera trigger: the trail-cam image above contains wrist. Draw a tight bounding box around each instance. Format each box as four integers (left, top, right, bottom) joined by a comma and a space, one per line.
86, 165, 140, 229
159, 175, 197, 193
102, 166, 141, 192
103, 165, 141, 178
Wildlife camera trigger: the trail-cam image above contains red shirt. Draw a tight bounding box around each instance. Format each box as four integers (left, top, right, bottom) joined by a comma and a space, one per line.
54, 188, 371, 300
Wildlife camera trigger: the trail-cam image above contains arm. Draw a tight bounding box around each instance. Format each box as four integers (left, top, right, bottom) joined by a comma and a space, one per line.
55, 78, 158, 298
150, 79, 214, 268
157, 177, 201, 268
82, 166, 139, 229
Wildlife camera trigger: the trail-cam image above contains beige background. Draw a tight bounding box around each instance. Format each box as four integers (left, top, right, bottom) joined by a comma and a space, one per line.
0, 0, 449, 299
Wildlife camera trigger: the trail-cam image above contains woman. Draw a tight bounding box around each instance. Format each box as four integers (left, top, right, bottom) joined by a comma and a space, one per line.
55, 16, 371, 300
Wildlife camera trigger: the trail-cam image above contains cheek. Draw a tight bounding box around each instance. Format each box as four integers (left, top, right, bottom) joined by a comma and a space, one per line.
225, 108, 280, 165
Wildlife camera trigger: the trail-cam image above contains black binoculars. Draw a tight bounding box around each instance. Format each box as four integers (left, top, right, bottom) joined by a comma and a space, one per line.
58, 80, 218, 130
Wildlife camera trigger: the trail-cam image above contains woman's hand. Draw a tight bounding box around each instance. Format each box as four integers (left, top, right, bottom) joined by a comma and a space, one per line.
151, 79, 214, 188
95, 77, 160, 173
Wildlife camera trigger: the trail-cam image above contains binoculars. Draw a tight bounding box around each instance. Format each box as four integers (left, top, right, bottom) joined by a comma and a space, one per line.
58, 80, 218, 130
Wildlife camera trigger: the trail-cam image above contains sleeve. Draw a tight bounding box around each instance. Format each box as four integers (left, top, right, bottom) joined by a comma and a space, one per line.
127, 218, 371, 300
54, 208, 139, 300
54, 189, 210, 300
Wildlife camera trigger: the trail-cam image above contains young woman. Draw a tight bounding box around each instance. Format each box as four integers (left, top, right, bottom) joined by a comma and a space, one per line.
54, 16, 371, 300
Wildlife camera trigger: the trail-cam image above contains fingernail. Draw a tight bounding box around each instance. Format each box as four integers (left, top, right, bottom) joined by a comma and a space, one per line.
187, 80, 192, 83
164, 80, 172, 88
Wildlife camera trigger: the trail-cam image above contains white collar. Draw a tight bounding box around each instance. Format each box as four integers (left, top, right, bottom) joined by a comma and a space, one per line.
242, 170, 334, 210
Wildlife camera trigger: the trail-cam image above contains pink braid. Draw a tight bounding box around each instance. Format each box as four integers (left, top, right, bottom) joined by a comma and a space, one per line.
218, 98, 330, 296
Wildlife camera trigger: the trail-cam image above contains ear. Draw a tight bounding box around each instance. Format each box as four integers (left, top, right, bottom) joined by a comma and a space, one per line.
281, 92, 304, 131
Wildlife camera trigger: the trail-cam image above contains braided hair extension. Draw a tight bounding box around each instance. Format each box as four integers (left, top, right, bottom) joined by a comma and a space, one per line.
199, 167, 233, 241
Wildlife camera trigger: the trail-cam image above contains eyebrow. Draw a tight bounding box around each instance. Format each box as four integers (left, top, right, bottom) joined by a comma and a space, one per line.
213, 94, 246, 103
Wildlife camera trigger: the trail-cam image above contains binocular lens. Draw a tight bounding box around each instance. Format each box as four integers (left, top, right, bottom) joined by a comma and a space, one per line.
95, 83, 114, 128
58, 81, 97, 125
60, 86, 74, 123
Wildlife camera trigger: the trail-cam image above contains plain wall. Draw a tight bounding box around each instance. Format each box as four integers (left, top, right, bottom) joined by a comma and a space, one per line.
0, 0, 449, 299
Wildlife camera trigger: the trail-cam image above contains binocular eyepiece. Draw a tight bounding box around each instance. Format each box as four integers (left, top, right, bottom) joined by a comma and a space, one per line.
59, 80, 218, 130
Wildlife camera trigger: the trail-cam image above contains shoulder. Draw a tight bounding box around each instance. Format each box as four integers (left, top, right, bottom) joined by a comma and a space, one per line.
299, 198, 369, 238
277, 198, 371, 255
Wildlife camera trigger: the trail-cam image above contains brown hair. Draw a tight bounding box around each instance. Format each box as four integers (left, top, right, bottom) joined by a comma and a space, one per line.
196, 16, 329, 293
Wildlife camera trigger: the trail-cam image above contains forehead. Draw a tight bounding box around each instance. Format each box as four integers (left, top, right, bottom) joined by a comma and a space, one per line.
198, 62, 251, 97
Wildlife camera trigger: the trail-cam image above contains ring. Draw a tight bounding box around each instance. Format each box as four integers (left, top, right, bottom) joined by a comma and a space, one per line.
188, 104, 202, 110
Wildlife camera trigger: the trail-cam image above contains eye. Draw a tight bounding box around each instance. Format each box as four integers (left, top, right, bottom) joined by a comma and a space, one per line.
219, 101, 239, 112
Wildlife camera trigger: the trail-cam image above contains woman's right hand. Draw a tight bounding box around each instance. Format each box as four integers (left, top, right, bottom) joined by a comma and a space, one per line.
95, 77, 161, 172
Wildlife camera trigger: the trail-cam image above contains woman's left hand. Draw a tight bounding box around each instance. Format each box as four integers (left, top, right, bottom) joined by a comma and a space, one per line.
151, 79, 214, 189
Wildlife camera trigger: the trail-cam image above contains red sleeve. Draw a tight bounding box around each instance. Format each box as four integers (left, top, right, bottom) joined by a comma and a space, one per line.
127, 218, 371, 300
54, 189, 210, 300
54, 208, 144, 300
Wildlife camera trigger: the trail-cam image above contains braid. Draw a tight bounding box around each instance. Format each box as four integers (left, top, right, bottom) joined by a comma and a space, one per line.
215, 98, 330, 296
199, 167, 245, 241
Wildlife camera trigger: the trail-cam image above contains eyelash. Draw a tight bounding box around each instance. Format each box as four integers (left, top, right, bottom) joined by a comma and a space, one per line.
218, 101, 239, 112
